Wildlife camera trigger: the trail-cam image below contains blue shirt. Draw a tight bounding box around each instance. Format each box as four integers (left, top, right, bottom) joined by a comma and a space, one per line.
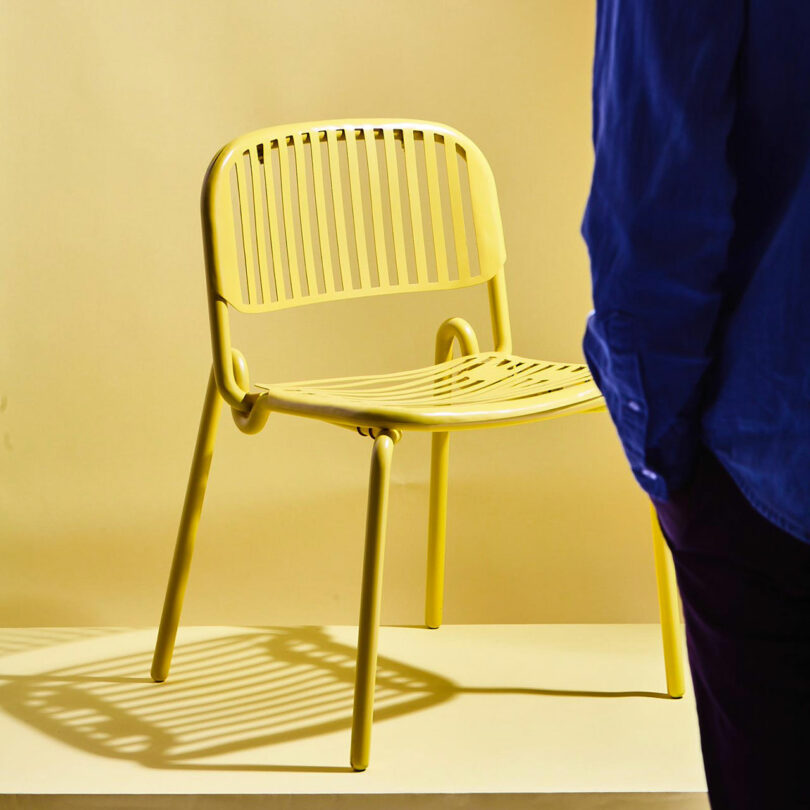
581, 1, 810, 544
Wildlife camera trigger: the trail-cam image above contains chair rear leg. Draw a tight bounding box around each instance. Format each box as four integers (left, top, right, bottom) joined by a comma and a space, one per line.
649, 502, 686, 698
151, 369, 222, 683
350, 430, 397, 771
425, 431, 450, 629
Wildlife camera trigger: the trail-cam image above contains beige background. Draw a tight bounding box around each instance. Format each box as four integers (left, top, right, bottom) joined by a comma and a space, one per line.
0, 0, 664, 627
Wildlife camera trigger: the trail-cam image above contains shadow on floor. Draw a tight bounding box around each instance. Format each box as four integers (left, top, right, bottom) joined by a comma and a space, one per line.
0, 626, 670, 773
0, 627, 130, 656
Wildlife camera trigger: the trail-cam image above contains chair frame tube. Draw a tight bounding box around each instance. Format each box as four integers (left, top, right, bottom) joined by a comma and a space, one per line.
350, 429, 399, 770
650, 503, 686, 697
425, 317, 481, 629
151, 367, 222, 682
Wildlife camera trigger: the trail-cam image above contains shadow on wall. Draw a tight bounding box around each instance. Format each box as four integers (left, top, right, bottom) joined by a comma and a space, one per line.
0, 626, 670, 773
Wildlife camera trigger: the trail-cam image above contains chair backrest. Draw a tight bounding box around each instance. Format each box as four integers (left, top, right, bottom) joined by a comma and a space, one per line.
200, 119, 511, 406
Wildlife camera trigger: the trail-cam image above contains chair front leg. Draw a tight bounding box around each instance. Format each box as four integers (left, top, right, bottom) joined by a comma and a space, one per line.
151, 368, 222, 683
350, 429, 397, 771
425, 431, 450, 628
649, 502, 686, 698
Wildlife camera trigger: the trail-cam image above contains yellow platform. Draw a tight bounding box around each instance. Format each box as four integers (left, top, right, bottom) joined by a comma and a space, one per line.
0, 625, 707, 808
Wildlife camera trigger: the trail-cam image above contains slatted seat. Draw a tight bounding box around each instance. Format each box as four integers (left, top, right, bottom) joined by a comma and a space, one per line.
150, 118, 686, 774
257, 353, 602, 430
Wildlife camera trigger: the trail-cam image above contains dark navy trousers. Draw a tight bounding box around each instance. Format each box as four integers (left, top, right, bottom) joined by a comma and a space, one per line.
652, 442, 810, 809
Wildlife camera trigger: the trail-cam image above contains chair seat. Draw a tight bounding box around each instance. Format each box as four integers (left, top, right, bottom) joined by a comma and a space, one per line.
255, 351, 604, 431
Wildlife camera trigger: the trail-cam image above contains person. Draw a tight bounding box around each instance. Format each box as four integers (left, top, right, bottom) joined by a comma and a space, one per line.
581, 2, 810, 808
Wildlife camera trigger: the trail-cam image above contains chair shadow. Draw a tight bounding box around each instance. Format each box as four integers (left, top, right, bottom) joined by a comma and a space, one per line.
0, 626, 131, 657
0, 625, 671, 773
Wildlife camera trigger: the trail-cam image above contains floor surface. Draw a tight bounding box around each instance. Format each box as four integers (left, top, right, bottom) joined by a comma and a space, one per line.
0, 624, 708, 808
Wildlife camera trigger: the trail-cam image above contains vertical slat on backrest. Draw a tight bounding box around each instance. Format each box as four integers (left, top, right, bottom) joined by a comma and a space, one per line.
248, 146, 272, 303
276, 137, 302, 300
261, 140, 284, 303
422, 132, 449, 284
402, 130, 429, 285
234, 155, 258, 304
444, 135, 471, 282
325, 129, 352, 292
292, 132, 318, 296
308, 130, 335, 296
363, 126, 389, 288
344, 128, 371, 289
382, 129, 408, 285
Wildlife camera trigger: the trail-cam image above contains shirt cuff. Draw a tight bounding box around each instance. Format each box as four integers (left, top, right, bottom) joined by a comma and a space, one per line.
582, 311, 697, 501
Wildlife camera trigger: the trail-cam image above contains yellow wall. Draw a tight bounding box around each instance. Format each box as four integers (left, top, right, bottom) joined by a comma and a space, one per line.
0, 0, 661, 627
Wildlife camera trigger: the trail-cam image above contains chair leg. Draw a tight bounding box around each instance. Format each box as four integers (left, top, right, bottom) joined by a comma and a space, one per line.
350, 431, 396, 772
151, 369, 222, 683
649, 501, 686, 698
425, 431, 450, 629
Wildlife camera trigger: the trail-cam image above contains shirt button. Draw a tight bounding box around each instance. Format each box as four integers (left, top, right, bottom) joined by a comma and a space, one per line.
641, 468, 658, 480
626, 400, 642, 413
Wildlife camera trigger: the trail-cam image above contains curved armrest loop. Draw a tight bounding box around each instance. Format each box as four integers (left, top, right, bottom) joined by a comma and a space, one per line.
434, 317, 480, 364
229, 349, 272, 434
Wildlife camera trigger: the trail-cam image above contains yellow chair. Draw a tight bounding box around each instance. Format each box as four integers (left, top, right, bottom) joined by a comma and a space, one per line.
150, 119, 685, 771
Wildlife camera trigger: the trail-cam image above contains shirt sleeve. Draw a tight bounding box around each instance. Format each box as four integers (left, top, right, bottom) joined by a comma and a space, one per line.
581, 0, 744, 500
